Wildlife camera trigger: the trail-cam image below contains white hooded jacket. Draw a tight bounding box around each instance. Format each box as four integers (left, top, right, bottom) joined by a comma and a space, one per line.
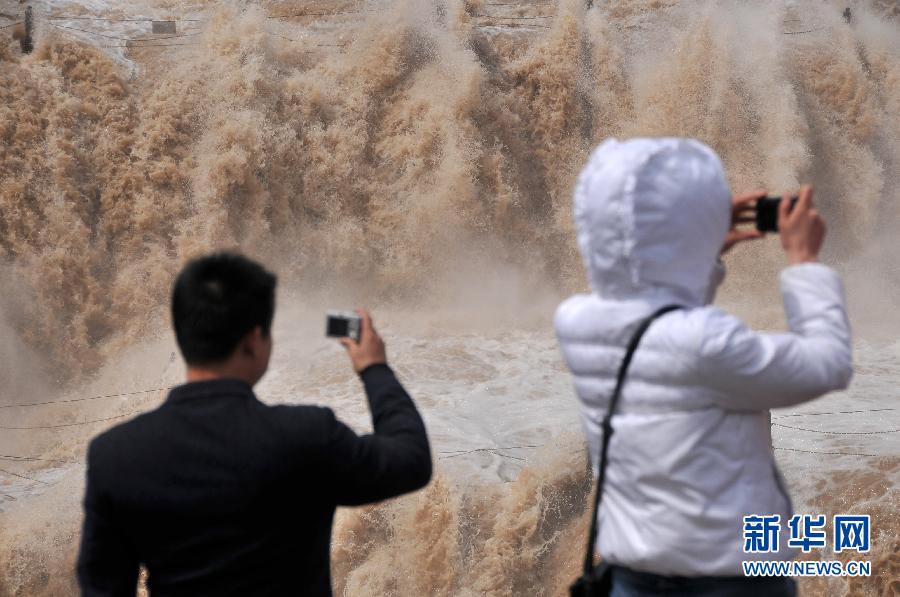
555, 138, 853, 576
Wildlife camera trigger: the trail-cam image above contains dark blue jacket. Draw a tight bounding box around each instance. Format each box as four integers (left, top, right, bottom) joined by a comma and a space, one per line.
77, 364, 431, 596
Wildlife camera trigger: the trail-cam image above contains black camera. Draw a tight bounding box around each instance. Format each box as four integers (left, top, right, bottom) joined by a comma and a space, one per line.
756, 196, 798, 233
325, 311, 361, 342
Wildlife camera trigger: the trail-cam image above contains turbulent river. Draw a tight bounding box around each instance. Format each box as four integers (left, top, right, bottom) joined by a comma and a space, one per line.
0, 0, 898, 595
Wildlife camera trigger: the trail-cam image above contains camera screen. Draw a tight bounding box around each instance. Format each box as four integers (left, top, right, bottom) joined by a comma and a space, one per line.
326, 316, 350, 337
756, 196, 798, 233
756, 198, 779, 233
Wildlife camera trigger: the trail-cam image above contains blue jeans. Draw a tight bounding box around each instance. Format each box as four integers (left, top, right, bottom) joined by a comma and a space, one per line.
609, 565, 797, 597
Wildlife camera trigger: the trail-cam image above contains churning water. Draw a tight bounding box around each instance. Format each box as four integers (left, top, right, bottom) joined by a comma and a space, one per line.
0, 0, 898, 594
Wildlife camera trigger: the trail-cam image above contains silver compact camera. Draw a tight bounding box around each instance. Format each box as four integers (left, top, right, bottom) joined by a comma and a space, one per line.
325, 310, 361, 342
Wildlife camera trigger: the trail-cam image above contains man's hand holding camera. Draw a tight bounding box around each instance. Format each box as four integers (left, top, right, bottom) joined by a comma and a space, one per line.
339, 310, 388, 373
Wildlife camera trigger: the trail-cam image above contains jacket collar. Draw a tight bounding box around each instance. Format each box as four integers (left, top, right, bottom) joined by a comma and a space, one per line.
166, 378, 256, 404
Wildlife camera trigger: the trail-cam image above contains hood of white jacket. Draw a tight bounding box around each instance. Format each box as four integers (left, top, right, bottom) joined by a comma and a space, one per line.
574, 137, 731, 307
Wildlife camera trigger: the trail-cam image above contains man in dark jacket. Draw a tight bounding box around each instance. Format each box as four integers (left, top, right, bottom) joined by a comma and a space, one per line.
76, 252, 432, 596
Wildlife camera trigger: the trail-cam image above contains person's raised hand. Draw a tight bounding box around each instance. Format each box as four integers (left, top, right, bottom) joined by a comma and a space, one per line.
721, 190, 766, 255
779, 185, 825, 265
339, 309, 387, 373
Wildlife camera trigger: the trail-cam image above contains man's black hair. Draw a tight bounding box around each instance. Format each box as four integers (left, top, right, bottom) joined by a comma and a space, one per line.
171, 252, 277, 366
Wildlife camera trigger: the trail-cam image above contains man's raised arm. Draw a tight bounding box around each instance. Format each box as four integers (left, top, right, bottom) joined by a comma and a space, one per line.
322, 361, 431, 505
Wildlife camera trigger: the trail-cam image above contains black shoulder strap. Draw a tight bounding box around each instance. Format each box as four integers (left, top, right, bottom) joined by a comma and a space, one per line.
580, 304, 683, 575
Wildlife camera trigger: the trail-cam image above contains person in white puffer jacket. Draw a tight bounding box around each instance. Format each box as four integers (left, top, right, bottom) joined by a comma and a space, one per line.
555, 138, 852, 596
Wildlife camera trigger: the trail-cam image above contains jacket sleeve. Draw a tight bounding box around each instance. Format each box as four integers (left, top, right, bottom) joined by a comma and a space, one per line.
76, 439, 140, 597
697, 262, 853, 411
322, 364, 432, 506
